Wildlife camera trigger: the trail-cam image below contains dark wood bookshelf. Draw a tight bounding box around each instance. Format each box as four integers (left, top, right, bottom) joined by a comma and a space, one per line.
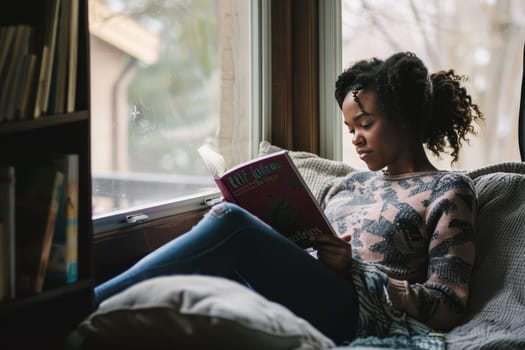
0, 0, 94, 348
0, 279, 92, 311
0, 110, 89, 134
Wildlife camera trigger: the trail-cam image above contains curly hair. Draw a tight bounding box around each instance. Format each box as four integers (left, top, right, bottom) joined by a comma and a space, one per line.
335, 52, 484, 163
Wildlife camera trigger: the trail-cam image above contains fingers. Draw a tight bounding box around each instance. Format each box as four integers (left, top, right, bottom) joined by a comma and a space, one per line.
310, 235, 352, 273
310, 235, 349, 253
340, 233, 352, 242
311, 234, 344, 245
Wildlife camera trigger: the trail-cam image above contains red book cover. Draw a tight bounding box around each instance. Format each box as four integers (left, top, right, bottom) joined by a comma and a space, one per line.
199, 146, 336, 248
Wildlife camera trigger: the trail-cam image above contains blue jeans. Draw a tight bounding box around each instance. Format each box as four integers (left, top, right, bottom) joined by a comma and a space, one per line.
94, 202, 358, 344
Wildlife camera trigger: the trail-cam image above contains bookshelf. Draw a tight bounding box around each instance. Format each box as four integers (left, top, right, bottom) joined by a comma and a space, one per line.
0, 0, 93, 348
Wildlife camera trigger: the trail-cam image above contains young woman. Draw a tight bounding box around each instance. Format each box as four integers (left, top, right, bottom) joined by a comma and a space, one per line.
94, 51, 483, 345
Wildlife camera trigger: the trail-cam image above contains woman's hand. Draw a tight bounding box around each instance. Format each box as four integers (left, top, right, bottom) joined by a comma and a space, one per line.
310, 233, 352, 275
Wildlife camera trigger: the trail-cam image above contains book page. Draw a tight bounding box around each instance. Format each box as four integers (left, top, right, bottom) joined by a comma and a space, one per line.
198, 145, 226, 178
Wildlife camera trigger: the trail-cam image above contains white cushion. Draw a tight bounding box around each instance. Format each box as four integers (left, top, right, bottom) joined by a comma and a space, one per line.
68, 275, 335, 350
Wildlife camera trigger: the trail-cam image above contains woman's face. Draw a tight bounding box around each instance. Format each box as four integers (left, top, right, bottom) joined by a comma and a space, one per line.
341, 89, 415, 174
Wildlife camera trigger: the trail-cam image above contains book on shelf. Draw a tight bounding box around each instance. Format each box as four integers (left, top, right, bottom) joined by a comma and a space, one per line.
15, 159, 64, 295
0, 0, 79, 121
0, 26, 17, 92
33, 0, 61, 118
0, 222, 5, 300
0, 25, 33, 122
48, 0, 71, 115
0, 165, 16, 300
46, 154, 78, 285
67, 0, 79, 113
198, 145, 337, 249
16, 53, 38, 120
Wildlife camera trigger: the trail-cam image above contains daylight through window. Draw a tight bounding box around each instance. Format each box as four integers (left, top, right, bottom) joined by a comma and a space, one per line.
89, 0, 256, 218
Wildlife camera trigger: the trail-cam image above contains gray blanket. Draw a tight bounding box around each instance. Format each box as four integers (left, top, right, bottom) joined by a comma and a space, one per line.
446, 163, 525, 350
259, 142, 525, 350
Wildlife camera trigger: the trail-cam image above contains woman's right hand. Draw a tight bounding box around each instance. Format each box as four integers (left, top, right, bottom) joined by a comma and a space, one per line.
310, 234, 352, 275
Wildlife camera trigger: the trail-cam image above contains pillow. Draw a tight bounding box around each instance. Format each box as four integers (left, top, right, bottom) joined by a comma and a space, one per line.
66, 275, 335, 350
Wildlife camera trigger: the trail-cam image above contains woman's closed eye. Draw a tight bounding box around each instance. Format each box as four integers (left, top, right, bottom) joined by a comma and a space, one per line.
348, 122, 372, 134
359, 117, 374, 129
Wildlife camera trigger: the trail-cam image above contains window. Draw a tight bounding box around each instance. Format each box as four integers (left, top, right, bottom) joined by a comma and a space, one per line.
89, 0, 265, 228
339, 0, 525, 170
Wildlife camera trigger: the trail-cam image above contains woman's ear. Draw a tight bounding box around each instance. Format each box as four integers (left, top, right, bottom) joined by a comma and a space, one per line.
400, 118, 418, 134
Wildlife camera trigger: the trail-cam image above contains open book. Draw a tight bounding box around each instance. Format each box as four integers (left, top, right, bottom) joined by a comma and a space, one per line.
198, 145, 337, 249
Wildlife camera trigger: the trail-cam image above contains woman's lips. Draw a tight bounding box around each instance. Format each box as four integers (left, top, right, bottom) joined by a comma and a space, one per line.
358, 151, 370, 160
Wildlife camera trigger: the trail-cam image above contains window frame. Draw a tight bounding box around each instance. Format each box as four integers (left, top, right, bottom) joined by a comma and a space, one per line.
318, 0, 342, 161
270, 0, 320, 153
518, 44, 525, 162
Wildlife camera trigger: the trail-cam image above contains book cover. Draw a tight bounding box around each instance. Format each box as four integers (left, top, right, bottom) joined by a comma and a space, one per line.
46, 154, 78, 285
0, 165, 15, 300
15, 161, 64, 295
198, 145, 336, 249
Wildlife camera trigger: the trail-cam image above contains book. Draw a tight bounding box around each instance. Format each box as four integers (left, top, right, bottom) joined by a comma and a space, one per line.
16, 53, 38, 120
0, 26, 16, 93
0, 27, 9, 77
0, 222, 4, 300
46, 154, 78, 285
15, 160, 64, 295
49, 0, 71, 115
33, 0, 61, 118
0, 165, 16, 300
66, 0, 79, 113
198, 145, 336, 249
0, 25, 32, 122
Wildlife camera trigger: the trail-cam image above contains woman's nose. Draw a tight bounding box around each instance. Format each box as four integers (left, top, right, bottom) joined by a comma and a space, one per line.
352, 132, 364, 146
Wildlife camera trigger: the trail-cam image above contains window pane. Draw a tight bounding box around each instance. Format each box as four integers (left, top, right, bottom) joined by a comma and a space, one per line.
89, 0, 254, 217
341, 0, 524, 170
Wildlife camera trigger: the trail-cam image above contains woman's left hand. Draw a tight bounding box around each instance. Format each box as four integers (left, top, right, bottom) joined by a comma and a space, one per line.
310, 234, 352, 275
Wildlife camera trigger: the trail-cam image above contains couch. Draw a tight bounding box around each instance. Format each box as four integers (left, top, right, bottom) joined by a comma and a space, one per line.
66, 141, 525, 349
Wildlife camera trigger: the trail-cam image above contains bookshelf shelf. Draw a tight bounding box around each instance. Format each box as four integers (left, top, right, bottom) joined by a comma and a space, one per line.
0, 279, 92, 312
0, 0, 93, 347
0, 111, 89, 134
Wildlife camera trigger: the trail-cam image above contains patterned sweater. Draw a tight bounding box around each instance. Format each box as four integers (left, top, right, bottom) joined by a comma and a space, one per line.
323, 170, 477, 331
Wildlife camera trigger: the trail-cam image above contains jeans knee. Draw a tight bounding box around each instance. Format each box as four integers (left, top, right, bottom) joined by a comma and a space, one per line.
208, 201, 245, 218
206, 202, 271, 234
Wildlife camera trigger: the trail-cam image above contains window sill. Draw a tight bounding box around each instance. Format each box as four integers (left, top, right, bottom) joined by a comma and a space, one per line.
93, 189, 221, 234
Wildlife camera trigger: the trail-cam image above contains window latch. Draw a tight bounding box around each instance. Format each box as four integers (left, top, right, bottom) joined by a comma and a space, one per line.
125, 213, 149, 224
203, 197, 222, 207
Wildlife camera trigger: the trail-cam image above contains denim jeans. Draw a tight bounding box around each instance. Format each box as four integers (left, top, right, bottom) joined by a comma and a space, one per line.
94, 202, 358, 344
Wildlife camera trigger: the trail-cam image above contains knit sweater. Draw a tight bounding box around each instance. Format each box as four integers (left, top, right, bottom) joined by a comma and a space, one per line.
323, 170, 477, 331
